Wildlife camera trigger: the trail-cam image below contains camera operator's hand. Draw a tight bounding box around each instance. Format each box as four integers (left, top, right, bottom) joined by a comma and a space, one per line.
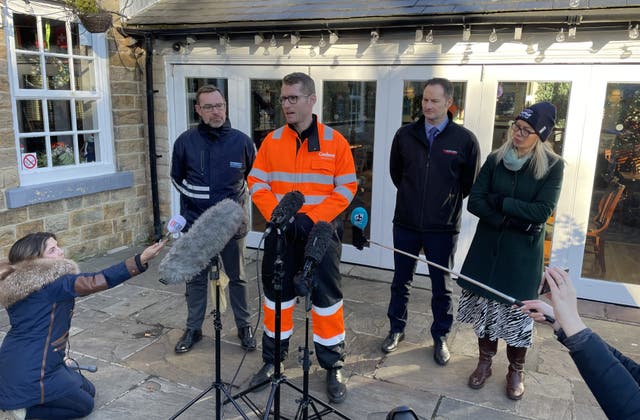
542, 267, 587, 337
519, 299, 560, 331
504, 217, 544, 236
140, 239, 167, 265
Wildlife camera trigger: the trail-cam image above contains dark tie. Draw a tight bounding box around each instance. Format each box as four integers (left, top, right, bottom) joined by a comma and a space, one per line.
428, 127, 438, 145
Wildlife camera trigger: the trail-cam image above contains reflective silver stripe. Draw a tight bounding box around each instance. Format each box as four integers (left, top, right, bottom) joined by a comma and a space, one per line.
335, 173, 358, 185
335, 185, 354, 202
303, 195, 328, 205
181, 179, 210, 192
269, 172, 334, 185
249, 167, 270, 182
272, 126, 285, 140
250, 182, 271, 195
172, 178, 210, 199
323, 126, 334, 140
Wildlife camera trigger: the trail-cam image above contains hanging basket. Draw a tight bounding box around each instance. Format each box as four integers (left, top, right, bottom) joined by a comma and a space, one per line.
78, 10, 112, 33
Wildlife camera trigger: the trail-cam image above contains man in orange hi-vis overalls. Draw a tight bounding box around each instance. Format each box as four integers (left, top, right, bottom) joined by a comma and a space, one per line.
247, 72, 357, 404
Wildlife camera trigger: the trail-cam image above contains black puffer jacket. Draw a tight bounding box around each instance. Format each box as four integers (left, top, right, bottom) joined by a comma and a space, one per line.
171, 119, 256, 230
390, 114, 481, 233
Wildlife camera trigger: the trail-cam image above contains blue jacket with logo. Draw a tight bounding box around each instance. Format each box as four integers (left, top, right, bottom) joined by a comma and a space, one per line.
390, 114, 481, 233
171, 119, 256, 230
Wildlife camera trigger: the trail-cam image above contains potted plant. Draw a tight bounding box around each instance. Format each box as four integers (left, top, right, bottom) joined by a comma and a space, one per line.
65, 0, 112, 33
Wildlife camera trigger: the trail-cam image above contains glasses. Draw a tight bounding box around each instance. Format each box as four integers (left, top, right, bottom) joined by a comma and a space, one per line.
278, 95, 310, 105
511, 122, 536, 137
199, 103, 226, 111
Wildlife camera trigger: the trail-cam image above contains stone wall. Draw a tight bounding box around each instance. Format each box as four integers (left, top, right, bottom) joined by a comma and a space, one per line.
0, 5, 154, 260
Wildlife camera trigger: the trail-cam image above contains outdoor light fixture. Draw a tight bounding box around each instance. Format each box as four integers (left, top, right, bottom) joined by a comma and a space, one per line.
319, 33, 327, 48
291, 32, 300, 46
556, 28, 566, 42
629, 24, 640, 40
370, 30, 380, 45
568, 26, 577, 39
254, 33, 264, 45
489, 28, 498, 43
329, 31, 339, 44
270, 34, 278, 47
309, 46, 316, 57
514, 26, 523, 40
415, 28, 423, 42
569, 0, 580, 7
219, 35, 229, 46
425, 29, 434, 43
462, 25, 471, 41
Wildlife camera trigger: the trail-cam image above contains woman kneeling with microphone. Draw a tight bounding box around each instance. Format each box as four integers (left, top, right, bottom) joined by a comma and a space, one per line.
0, 232, 164, 420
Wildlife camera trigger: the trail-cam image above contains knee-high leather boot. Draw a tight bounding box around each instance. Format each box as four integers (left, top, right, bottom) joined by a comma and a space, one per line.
506, 345, 527, 400
468, 335, 498, 389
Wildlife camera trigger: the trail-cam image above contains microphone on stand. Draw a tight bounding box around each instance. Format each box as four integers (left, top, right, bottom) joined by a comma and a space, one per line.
158, 199, 245, 285
294, 221, 334, 299
264, 191, 305, 236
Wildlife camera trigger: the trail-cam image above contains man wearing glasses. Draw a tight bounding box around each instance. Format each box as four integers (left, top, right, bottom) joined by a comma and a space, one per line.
248, 72, 357, 403
170, 85, 257, 354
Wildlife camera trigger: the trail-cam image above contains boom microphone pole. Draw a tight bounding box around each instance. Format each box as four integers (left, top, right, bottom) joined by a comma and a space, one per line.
349, 207, 555, 323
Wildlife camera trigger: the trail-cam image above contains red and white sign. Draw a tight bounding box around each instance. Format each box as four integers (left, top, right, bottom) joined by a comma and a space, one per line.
22, 153, 38, 171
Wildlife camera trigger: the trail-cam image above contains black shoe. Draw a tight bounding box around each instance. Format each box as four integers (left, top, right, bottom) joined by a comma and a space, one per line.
238, 326, 256, 351
433, 336, 451, 366
174, 329, 202, 354
326, 368, 347, 403
249, 362, 284, 392
381, 332, 405, 353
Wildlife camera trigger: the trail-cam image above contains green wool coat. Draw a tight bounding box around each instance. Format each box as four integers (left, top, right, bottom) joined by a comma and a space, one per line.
458, 151, 564, 303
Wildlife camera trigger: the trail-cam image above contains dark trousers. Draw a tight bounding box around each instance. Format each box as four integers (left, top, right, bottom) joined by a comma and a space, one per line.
387, 225, 457, 340
185, 236, 251, 330
26, 373, 95, 420
260, 227, 345, 370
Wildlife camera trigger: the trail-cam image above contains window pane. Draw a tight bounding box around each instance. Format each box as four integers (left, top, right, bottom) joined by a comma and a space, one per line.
185, 78, 229, 128
74, 59, 95, 91
14, 14, 38, 51
16, 53, 43, 89
79, 133, 98, 163
17, 99, 44, 132
323, 80, 377, 245
48, 100, 72, 131
76, 100, 98, 130
46, 56, 70, 90
71, 22, 94, 56
249, 79, 286, 231
583, 83, 640, 283
42, 18, 68, 53
51, 135, 76, 166
403, 81, 467, 125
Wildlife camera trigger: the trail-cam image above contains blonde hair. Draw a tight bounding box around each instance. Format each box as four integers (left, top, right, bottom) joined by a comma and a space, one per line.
495, 130, 562, 180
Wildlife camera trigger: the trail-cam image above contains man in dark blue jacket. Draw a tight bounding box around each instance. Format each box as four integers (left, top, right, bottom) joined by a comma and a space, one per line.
171, 85, 256, 353
382, 78, 480, 365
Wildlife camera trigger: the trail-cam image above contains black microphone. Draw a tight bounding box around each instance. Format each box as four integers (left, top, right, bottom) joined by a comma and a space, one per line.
294, 221, 334, 297
264, 190, 304, 236
158, 199, 244, 284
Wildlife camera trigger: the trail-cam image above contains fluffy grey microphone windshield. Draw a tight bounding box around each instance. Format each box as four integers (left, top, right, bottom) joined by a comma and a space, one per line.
159, 199, 244, 284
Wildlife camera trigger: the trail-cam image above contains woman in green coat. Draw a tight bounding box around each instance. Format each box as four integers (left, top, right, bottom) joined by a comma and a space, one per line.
457, 102, 564, 401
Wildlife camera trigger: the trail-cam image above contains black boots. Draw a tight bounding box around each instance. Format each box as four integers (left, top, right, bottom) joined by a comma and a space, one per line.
506, 345, 527, 400
468, 336, 498, 389
326, 368, 347, 403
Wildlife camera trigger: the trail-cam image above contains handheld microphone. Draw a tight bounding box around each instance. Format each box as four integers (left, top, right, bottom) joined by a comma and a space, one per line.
158, 199, 244, 285
264, 191, 304, 236
165, 214, 187, 239
350, 207, 369, 250
294, 221, 334, 298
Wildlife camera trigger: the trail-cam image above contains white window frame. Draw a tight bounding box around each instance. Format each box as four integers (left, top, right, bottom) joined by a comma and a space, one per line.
5, 0, 115, 187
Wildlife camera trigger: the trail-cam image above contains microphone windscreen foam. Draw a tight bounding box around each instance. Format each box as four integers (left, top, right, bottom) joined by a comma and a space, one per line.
304, 221, 334, 264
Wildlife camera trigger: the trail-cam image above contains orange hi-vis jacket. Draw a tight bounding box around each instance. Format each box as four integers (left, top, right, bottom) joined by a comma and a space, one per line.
248, 119, 357, 350
248, 120, 357, 225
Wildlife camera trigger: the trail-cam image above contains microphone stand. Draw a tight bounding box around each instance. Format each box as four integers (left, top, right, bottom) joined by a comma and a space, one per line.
169, 256, 249, 420
231, 228, 351, 419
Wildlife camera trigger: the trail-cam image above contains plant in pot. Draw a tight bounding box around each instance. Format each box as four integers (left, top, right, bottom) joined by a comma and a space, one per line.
65, 0, 112, 33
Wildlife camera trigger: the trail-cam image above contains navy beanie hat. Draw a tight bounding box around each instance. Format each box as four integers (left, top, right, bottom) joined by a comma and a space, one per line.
515, 102, 557, 142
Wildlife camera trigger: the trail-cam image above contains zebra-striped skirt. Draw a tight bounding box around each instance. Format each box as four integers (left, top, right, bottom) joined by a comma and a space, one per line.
456, 289, 534, 348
